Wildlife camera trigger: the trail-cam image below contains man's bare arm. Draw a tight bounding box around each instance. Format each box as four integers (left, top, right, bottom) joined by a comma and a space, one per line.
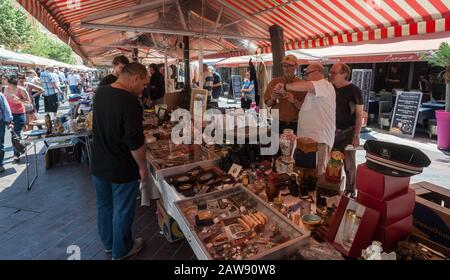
130, 145, 148, 183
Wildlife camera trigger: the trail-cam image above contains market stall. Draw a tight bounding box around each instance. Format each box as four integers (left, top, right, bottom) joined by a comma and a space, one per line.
14, 0, 450, 261
137, 105, 448, 260
22, 90, 94, 190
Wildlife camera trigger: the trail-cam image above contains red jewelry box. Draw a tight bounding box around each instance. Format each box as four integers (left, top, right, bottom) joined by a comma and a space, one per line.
374, 215, 413, 250
326, 195, 380, 258
357, 188, 415, 225
356, 163, 410, 200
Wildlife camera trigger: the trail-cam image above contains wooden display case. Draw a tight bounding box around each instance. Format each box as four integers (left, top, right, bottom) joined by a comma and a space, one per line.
174, 186, 310, 260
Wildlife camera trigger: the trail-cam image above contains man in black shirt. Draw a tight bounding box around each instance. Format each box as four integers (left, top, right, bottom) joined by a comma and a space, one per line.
329, 63, 363, 194
145, 63, 165, 105
385, 64, 403, 91
91, 62, 149, 260
210, 67, 223, 100
98, 55, 130, 87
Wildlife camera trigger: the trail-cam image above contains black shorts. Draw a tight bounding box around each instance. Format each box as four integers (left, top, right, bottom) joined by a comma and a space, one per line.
44, 94, 58, 113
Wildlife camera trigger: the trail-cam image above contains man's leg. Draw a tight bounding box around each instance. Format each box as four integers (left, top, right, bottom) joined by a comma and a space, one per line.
279, 122, 287, 136
0, 121, 5, 170
317, 143, 331, 176
50, 95, 59, 117
92, 175, 114, 252
34, 95, 40, 113
343, 149, 356, 192
111, 180, 140, 259
43, 96, 49, 114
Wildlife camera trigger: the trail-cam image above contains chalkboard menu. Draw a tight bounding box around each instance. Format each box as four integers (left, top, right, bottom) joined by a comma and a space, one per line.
351, 69, 372, 112
231, 75, 242, 101
389, 91, 423, 138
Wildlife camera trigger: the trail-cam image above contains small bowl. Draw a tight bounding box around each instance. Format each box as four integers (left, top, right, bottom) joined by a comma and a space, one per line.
301, 214, 322, 229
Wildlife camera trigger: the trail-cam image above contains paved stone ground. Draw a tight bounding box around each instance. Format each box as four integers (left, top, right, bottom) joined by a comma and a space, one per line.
0, 102, 194, 260
0, 99, 448, 260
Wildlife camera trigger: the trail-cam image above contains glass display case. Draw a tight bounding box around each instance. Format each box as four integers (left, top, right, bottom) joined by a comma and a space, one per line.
146, 139, 221, 180
174, 186, 309, 260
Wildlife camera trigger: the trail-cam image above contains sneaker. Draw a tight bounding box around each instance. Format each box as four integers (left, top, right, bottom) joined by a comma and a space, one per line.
0, 166, 5, 173
14, 156, 20, 163
112, 238, 144, 260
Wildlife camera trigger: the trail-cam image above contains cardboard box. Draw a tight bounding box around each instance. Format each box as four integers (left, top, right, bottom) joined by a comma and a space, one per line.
356, 163, 410, 200
357, 188, 415, 225
410, 182, 450, 257
156, 199, 185, 243
297, 137, 318, 153
374, 215, 412, 250
327, 196, 380, 258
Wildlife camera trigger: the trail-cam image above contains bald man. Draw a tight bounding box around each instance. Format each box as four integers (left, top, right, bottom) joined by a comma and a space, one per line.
329, 63, 363, 195
92, 62, 148, 260
273, 63, 336, 176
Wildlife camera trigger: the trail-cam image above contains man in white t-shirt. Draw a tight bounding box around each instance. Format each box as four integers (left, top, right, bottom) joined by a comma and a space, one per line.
67, 70, 81, 94
273, 63, 336, 175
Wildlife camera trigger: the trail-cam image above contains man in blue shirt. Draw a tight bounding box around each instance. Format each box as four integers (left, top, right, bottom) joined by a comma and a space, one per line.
0, 91, 13, 173
40, 66, 62, 117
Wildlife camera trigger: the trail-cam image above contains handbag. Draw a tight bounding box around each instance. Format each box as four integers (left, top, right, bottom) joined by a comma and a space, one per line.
24, 102, 34, 113
10, 128, 25, 154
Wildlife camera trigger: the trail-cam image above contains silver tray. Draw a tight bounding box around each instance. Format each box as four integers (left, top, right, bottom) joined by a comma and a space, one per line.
174, 186, 309, 260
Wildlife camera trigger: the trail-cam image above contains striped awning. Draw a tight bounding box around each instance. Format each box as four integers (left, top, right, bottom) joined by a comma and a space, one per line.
16, 0, 450, 63
220, 0, 450, 53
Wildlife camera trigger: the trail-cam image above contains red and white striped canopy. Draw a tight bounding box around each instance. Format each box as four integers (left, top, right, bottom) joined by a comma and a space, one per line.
16, 0, 450, 64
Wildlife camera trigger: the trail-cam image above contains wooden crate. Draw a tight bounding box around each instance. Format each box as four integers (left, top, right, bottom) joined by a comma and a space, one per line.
410, 181, 450, 257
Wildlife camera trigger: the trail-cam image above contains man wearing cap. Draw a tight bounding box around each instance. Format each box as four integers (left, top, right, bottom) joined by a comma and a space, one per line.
273, 63, 336, 176
265, 54, 306, 135
329, 63, 363, 194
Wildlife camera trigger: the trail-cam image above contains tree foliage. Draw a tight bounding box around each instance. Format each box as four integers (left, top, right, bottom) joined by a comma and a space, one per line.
421, 42, 450, 112
23, 27, 74, 64
0, 0, 74, 64
0, 0, 32, 50
421, 42, 450, 69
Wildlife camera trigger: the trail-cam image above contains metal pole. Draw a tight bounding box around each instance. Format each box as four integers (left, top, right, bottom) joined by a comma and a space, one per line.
199, 38, 204, 89
183, 36, 191, 109
164, 50, 169, 101
408, 62, 414, 90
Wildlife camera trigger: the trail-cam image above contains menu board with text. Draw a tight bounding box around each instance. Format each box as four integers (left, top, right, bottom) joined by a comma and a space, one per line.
389, 91, 423, 138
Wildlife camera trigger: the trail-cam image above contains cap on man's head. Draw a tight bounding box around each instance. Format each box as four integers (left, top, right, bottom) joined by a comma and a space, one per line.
281, 55, 298, 66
